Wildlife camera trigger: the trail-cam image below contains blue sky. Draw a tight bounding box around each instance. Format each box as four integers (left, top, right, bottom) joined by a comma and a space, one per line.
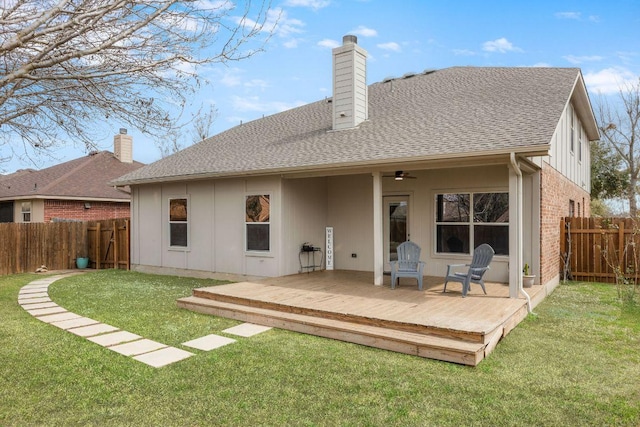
4, 0, 640, 173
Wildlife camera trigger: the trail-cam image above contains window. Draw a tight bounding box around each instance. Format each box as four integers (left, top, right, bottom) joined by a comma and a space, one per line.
569, 200, 575, 217
570, 110, 575, 153
0, 202, 14, 223
578, 125, 582, 161
21, 202, 31, 222
436, 192, 508, 255
246, 195, 270, 252
169, 198, 188, 247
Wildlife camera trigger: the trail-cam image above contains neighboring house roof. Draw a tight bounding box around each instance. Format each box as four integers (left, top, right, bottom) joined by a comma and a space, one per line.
114, 67, 598, 186
0, 151, 144, 201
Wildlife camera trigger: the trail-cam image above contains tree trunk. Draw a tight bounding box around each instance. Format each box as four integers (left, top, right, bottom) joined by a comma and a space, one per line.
630, 176, 638, 217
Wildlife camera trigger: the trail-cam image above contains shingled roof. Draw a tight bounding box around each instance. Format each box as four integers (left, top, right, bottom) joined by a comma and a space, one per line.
114, 66, 594, 186
0, 151, 144, 201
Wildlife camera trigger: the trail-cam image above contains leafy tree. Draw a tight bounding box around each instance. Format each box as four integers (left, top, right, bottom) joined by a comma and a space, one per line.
0, 0, 272, 158
590, 139, 628, 200
596, 78, 640, 216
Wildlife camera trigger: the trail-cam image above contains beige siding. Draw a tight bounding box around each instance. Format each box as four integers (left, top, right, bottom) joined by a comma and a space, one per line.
282, 177, 328, 275
13, 199, 44, 223
327, 174, 374, 271
544, 102, 591, 193
131, 177, 283, 278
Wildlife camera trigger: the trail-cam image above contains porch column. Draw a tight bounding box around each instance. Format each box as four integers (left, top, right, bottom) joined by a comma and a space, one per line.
372, 171, 384, 285
508, 156, 523, 298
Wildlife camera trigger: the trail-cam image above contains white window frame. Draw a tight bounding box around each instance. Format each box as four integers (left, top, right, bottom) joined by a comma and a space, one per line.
434, 191, 509, 256
245, 193, 271, 254
21, 201, 31, 222
168, 196, 189, 250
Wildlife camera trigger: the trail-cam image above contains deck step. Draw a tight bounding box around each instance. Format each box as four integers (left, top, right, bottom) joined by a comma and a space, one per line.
192, 287, 487, 344
177, 296, 486, 366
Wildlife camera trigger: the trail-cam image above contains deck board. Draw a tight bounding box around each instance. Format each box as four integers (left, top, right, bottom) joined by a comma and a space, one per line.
180, 270, 545, 365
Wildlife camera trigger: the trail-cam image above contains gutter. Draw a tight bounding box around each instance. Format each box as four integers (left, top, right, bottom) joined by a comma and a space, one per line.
510, 152, 532, 313
112, 145, 551, 187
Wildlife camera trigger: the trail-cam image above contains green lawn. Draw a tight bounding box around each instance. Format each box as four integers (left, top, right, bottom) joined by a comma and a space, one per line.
1, 270, 639, 426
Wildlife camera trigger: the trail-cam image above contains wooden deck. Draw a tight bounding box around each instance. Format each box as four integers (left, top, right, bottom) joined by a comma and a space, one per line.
177, 270, 546, 366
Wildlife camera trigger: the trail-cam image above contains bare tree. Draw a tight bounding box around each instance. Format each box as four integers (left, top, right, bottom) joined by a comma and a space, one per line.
158, 104, 218, 157
596, 78, 640, 216
0, 0, 273, 158
191, 104, 218, 143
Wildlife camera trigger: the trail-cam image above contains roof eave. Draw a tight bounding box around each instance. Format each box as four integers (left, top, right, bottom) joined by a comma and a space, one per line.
115, 145, 551, 186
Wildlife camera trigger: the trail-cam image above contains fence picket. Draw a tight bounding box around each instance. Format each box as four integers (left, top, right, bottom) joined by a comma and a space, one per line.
0, 218, 129, 275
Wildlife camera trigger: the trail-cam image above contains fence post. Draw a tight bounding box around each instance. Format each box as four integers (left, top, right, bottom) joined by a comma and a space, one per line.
125, 219, 130, 270
95, 221, 101, 270
619, 220, 625, 277
113, 221, 118, 270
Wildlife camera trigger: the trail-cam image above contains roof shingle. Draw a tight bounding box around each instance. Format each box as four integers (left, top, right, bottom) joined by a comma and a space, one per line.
114, 67, 583, 185
0, 151, 144, 200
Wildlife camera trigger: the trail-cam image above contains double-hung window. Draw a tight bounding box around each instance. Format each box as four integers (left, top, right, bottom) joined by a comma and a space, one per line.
169, 198, 188, 248
21, 202, 31, 222
245, 195, 270, 252
436, 192, 509, 255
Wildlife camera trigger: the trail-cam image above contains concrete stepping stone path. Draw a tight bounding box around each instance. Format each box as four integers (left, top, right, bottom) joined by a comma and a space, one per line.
19, 274, 272, 368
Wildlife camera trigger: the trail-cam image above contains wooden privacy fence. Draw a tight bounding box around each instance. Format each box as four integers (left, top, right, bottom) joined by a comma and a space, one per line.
0, 218, 129, 275
561, 216, 640, 283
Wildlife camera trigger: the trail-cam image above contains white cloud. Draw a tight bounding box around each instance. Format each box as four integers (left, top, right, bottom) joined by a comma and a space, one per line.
563, 55, 604, 64
270, 9, 305, 38
283, 38, 300, 48
555, 11, 581, 20
218, 68, 244, 87
531, 62, 552, 67
588, 15, 600, 22
377, 42, 401, 52
350, 25, 377, 37
231, 95, 305, 113
452, 49, 476, 56
244, 79, 269, 90
583, 67, 639, 94
318, 38, 340, 49
482, 37, 522, 53
283, 0, 330, 10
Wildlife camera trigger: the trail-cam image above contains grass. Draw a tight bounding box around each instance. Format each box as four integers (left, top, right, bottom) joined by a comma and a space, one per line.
1, 270, 639, 426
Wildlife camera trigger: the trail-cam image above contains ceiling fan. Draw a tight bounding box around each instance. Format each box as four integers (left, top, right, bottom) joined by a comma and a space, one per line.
383, 170, 417, 181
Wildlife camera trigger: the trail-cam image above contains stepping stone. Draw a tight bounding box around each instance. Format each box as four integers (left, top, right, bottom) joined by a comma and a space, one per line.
52, 317, 100, 330
88, 331, 141, 347
68, 323, 119, 337
182, 334, 236, 351
27, 306, 67, 316
223, 323, 272, 337
37, 312, 81, 324
18, 292, 49, 299
20, 301, 58, 310
110, 339, 167, 356
19, 297, 52, 305
133, 347, 194, 368
18, 288, 47, 298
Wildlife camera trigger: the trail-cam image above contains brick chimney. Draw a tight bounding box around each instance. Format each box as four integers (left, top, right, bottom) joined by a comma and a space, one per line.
332, 35, 368, 131
113, 128, 133, 163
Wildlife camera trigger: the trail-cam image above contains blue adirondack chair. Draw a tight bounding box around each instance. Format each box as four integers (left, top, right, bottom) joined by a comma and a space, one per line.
443, 243, 495, 297
390, 241, 426, 290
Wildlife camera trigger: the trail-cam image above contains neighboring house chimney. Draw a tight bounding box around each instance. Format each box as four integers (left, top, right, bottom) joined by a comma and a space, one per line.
113, 128, 133, 163
332, 34, 368, 131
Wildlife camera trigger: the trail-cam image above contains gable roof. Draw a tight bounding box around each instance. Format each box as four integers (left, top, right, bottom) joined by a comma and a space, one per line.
114, 66, 597, 186
0, 151, 144, 201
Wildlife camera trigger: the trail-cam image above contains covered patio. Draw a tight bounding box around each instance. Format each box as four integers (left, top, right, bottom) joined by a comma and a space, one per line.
178, 270, 548, 366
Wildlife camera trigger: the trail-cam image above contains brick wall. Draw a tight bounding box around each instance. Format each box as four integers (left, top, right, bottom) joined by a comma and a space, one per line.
44, 200, 130, 222
539, 162, 590, 284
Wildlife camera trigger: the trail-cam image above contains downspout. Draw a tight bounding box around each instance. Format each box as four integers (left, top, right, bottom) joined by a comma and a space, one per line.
510, 153, 532, 313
